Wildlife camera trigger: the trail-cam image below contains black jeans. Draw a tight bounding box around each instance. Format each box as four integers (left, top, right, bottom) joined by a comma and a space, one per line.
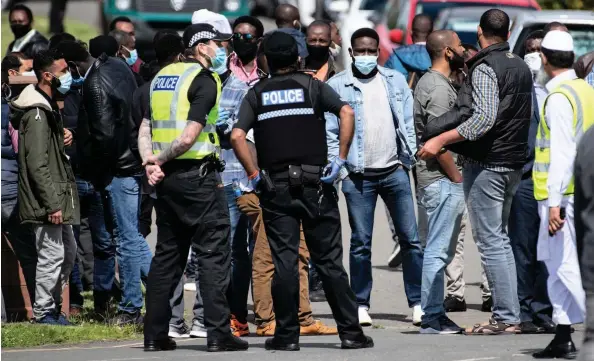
508, 177, 552, 322
144, 163, 231, 342
260, 180, 364, 344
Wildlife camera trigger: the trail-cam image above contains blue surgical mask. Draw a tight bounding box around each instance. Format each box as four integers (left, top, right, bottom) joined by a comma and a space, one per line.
353, 55, 378, 75
54, 72, 73, 94
210, 45, 228, 73
123, 47, 138, 66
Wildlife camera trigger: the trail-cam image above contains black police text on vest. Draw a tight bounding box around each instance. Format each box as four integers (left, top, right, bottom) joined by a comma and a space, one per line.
423, 42, 533, 169
252, 73, 327, 170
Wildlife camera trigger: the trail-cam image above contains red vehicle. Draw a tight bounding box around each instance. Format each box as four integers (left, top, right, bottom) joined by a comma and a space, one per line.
376, 0, 541, 65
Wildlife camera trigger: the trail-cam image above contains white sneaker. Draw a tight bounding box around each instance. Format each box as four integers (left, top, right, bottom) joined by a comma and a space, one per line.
168, 322, 191, 338
184, 282, 197, 292
358, 307, 373, 327
190, 322, 207, 338
412, 304, 424, 326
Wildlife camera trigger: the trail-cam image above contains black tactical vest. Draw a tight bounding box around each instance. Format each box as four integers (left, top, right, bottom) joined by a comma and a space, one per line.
251, 72, 327, 170
422, 42, 533, 169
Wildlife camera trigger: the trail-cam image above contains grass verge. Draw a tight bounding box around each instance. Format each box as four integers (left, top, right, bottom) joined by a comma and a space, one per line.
1, 13, 99, 58
1, 292, 142, 348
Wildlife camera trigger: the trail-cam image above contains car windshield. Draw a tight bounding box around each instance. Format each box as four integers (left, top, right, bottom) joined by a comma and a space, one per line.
513, 24, 594, 58
360, 0, 387, 11
418, 2, 532, 19
444, 18, 481, 45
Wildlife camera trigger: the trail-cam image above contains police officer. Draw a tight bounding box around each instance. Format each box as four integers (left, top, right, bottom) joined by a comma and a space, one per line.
140, 24, 249, 353
230, 31, 373, 351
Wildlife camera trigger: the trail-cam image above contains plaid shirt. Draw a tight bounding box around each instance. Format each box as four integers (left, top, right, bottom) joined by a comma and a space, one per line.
586, 69, 594, 88
217, 74, 252, 189
456, 63, 513, 172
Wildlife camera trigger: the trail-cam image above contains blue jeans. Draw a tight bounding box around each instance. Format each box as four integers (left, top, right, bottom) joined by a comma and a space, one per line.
225, 184, 253, 323
342, 167, 423, 308
418, 178, 465, 324
104, 176, 152, 313
508, 177, 552, 322
463, 164, 522, 324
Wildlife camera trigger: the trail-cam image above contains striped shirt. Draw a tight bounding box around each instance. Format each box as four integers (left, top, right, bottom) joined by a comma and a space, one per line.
586, 69, 594, 88
456, 63, 513, 172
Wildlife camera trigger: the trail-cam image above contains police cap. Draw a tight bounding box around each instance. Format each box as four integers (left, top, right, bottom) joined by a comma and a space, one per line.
183, 23, 232, 48
263, 31, 298, 70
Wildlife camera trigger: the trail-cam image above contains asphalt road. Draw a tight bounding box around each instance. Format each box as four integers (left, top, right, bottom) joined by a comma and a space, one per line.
1, 1, 586, 360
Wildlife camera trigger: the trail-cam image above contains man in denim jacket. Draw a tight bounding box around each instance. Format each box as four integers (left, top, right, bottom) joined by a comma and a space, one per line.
325, 27, 423, 327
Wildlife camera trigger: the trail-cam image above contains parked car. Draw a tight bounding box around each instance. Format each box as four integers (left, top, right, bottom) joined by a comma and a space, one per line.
375, 0, 540, 64
509, 10, 594, 58
100, 0, 251, 60
435, 6, 532, 46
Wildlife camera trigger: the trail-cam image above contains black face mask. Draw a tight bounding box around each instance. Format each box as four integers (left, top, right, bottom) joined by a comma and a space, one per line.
232, 38, 258, 64
306, 44, 330, 69
447, 48, 466, 71
11, 24, 31, 38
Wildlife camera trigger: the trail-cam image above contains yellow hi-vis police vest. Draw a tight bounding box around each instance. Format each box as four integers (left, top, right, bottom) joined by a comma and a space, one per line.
533, 78, 594, 201
150, 62, 222, 160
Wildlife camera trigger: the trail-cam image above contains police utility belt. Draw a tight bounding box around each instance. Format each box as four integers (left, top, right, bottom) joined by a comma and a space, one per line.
162, 153, 226, 178
260, 165, 323, 193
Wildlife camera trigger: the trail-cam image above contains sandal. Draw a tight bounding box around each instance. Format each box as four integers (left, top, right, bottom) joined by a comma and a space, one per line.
464, 318, 519, 335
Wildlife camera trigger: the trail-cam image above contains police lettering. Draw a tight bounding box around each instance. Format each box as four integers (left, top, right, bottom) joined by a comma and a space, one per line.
261, 89, 304, 106
153, 76, 179, 91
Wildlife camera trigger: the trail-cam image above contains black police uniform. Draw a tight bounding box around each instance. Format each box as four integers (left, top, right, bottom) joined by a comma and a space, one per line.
234, 72, 366, 344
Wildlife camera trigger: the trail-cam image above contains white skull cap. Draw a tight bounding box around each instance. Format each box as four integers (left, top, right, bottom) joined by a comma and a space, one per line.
191, 9, 233, 35
542, 30, 574, 52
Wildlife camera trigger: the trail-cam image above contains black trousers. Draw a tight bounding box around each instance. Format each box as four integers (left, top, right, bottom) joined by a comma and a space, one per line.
260, 180, 364, 343
144, 164, 231, 342
139, 193, 154, 238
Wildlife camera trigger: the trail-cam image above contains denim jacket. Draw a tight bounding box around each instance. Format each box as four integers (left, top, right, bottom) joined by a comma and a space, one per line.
325, 66, 416, 177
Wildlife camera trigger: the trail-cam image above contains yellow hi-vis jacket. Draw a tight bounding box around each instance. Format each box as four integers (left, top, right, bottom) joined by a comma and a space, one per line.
150, 62, 222, 160
533, 78, 594, 201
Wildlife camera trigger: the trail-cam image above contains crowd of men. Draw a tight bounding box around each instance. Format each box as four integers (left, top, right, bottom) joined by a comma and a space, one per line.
2, 3, 594, 359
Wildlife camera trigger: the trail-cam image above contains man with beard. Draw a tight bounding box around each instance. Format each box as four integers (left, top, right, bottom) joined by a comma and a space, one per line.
7, 4, 48, 59
414, 30, 466, 334
532, 30, 594, 359
305, 21, 336, 81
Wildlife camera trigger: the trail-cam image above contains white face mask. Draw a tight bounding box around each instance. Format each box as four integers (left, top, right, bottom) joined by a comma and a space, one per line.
21, 70, 36, 77
524, 52, 542, 74
330, 43, 341, 59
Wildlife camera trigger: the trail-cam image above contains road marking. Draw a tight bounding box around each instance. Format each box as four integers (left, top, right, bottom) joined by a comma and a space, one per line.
453, 358, 498, 361
86, 352, 258, 361
1, 339, 197, 353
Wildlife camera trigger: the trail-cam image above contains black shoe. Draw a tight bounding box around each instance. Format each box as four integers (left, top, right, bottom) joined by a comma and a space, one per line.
207, 335, 249, 352
309, 288, 327, 302
444, 296, 467, 312
532, 340, 577, 359
534, 316, 556, 334
110, 311, 144, 327
144, 338, 177, 351
264, 338, 300, 351
519, 321, 545, 334
481, 297, 493, 313
341, 335, 374, 349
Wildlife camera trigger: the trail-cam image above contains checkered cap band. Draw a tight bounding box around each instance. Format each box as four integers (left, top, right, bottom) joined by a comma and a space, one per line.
189, 31, 217, 47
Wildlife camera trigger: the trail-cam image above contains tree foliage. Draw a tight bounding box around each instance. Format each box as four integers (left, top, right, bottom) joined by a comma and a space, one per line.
538, 0, 594, 9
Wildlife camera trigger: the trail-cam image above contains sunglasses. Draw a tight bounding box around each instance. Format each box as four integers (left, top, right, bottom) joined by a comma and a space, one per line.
232, 33, 258, 42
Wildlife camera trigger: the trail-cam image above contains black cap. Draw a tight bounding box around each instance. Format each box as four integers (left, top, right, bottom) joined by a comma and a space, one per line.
183, 23, 232, 48
263, 31, 298, 70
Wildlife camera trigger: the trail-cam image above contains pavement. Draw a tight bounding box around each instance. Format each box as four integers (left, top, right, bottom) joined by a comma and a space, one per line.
1, 2, 585, 360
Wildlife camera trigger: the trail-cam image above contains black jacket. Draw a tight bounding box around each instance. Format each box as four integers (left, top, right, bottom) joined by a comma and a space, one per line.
81, 54, 142, 189
7, 31, 48, 59
422, 42, 533, 169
